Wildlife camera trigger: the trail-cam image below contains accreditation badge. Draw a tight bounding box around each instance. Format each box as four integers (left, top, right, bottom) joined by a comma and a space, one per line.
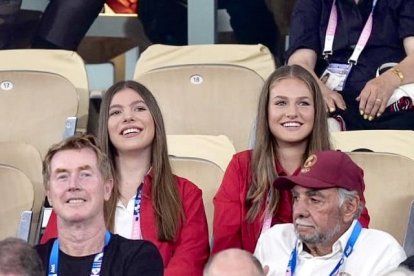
320, 63, 352, 91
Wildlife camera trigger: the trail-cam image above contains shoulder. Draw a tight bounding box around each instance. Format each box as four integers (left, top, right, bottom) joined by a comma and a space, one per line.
109, 234, 160, 255
255, 224, 296, 259
231, 150, 253, 164
35, 238, 54, 258
223, 150, 253, 173
358, 228, 403, 248
174, 175, 202, 195
257, 224, 296, 248
356, 228, 405, 259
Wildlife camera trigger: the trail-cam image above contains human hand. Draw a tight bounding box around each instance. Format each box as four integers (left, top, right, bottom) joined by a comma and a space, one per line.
320, 83, 347, 113
356, 74, 399, 120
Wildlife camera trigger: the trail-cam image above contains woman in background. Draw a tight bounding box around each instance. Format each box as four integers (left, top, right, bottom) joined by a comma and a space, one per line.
212, 65, 370, 254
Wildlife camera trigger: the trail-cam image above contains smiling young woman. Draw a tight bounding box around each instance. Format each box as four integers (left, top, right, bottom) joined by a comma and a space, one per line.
212, 65, 370, 254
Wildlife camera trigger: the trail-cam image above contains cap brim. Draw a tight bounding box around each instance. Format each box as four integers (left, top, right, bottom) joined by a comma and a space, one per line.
274, 175, 336, 191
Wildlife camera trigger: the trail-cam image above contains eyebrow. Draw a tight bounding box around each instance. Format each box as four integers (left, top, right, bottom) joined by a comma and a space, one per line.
109, 100, 146, 109
272, 95, 312, 100
53, 165, 93, 174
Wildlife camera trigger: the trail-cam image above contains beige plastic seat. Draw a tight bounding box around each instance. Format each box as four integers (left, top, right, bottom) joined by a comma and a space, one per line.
347, 151, 414, 244
0, 142, 44, 244
0, 70, 79, 158
0, 164, 34, 241
331, 130, 414, 161
167, 135, 236, 234
134, 44, 276, 151
0, 49, 89, 132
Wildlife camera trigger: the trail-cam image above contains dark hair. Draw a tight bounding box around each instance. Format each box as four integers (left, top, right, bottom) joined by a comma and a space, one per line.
98, 80, 183, 241
0, 237, 44, 276
246, 64, 331, 221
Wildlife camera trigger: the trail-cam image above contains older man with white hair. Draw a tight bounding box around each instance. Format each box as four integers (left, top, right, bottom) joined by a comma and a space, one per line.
255, 150, 406, 276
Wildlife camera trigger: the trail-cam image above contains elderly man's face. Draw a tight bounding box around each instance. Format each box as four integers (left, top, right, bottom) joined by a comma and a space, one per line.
291, 186, 347, 246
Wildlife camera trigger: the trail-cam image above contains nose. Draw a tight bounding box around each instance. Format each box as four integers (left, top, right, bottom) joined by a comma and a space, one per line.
285, 103, 298, 118
67, 175, 81, 191
293, 197, 309, 220
122, 109, 135, 123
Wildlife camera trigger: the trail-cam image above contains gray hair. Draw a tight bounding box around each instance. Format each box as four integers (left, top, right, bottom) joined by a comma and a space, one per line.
337, 188, 364, 220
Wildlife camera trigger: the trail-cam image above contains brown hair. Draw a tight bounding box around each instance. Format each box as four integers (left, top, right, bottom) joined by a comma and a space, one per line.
246, 64, 331, 221
42, 134, 114, 221
98, 80, 182, 241
42, 134, 113, 188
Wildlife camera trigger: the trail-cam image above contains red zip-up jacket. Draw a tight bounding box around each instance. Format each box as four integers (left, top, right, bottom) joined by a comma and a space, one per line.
212, 150, 370, 254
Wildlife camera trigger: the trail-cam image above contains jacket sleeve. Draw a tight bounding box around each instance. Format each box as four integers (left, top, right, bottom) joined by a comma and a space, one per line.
212, 154, 244, 253
39, 210, 58, 244
165, 181, 210, 276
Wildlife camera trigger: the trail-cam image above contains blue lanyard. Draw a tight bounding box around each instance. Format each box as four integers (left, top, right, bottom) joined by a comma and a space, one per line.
48, 231, 112, 276
133, 184, 143, 220
286, 221, 362, 276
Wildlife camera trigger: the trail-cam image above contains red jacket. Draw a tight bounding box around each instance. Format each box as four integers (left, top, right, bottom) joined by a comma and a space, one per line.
40, 174, 210, 276
212, 150, 370, 254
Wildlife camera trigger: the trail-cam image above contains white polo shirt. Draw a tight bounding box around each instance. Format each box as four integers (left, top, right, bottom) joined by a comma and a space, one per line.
115, 197, 136, 239
254, 220, 406, 276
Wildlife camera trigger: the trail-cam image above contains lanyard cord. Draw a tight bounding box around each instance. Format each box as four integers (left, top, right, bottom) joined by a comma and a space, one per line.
48, 231, 112, 276
285, 221, 362, 276
323, 0, 379, 64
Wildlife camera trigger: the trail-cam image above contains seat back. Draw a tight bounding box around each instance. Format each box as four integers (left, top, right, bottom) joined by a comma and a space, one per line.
0, 71, 79, 158
0, 165, 34, 240
134, 44, 276, 151
331, 130, 414, 161
0, 142, 44, 244
0, 49, 89, 132
347, 152, 414, 244
168, 135, 236, 234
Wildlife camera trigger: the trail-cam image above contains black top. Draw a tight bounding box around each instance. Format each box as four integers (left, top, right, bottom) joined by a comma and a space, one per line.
35, 234, 164, 276
287, 0, 414, 130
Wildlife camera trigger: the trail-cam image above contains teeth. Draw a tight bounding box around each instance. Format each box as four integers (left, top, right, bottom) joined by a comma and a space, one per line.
67, 199, 85, 204
122, 128, 139, 135
283, 122, 301, 127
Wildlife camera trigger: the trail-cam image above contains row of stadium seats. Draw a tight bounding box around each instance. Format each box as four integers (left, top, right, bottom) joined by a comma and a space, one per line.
1, 45, 414, 256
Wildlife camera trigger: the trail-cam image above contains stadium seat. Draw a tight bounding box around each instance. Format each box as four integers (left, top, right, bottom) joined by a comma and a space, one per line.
0, 70, 79, 158
134, 44, 276, 151
0, 49, 89, 132
331, 130, 414, 161
0, 164, 34, 241
347, 151, 414, 244
167, 135, 236, 234
0, 142, 44, 244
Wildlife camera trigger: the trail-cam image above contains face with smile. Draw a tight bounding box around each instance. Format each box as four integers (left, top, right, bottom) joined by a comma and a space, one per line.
268, 77, 315, 148
292, 186, 348, 249
107, 88, 155, 155
47, 148, 113, 224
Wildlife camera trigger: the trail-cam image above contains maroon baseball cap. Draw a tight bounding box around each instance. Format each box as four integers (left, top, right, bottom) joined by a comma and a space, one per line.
274, 150, 365, 198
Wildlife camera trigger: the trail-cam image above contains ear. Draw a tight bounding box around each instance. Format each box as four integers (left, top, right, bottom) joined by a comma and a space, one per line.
103, 178, 113, 201
341, 196, 360, 223
46, 185, 52, 207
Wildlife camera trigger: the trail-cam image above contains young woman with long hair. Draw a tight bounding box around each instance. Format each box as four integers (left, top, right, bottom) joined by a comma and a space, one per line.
212, 65, 370, 253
